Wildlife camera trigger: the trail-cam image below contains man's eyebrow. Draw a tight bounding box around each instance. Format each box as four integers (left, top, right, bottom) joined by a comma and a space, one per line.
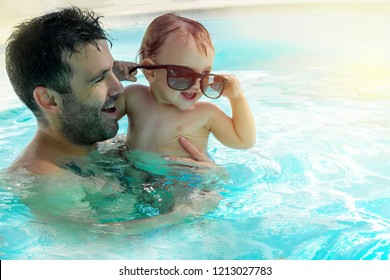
88, 68, 110, 83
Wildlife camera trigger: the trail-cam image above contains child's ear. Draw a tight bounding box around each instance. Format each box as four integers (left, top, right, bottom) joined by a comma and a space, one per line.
141, 58, 157, 82
33, 86, 59, 113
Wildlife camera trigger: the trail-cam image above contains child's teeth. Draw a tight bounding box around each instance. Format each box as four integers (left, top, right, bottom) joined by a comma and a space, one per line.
183, 92, 195, 98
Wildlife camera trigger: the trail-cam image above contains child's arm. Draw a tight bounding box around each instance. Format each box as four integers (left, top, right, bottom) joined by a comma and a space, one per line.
113, 60, 138, 83
116, 84, 149, 121
116, 89, 128, 121
113, 60, 139, 120
207, 74, 256, 149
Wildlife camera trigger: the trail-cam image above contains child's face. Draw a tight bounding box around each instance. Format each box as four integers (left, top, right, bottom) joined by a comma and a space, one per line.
150, 34, 215, 110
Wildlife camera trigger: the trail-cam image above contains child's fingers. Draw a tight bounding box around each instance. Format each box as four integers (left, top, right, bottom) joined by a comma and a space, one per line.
114, 60, 139, 81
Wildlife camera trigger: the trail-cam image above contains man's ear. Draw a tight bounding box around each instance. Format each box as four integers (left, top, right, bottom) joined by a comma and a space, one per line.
33, 87, 59, 113
141, 58, 157, 83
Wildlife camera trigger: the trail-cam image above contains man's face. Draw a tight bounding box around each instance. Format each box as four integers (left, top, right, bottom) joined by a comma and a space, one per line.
58, 40, 123, 146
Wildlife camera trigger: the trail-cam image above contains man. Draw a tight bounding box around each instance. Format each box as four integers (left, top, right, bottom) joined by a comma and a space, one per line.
5, 7, 212, 176
4, 7, 220, 230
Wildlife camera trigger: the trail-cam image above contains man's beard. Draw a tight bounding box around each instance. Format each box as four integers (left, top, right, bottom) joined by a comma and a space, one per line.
58, 95, 119, 146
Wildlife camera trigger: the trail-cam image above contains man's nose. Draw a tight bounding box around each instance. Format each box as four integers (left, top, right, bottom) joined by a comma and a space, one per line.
107, 72, 124, 97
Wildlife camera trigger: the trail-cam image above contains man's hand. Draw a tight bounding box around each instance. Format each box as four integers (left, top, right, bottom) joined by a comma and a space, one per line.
113, 60, 138, 82
164, 137, 215, 169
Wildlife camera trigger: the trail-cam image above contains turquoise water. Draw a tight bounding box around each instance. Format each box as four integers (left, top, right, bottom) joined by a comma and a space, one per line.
1, 13, 390, 259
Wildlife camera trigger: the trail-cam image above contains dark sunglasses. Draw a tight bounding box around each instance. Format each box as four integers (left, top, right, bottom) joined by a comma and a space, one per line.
129, 64, 227, 99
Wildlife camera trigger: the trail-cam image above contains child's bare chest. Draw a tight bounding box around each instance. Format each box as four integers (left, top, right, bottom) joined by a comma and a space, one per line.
129, 104, 209, 155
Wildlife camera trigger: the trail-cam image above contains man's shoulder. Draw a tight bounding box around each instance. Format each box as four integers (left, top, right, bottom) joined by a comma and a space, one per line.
10, 155, 64, 176
10, 161, 61, 176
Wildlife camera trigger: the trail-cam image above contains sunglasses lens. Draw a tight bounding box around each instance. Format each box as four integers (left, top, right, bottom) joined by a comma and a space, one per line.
167, 66, 194, 91
202, 75, 225, 99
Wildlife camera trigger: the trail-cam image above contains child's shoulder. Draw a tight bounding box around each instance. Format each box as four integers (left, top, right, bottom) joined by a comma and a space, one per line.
123, 84, 149, 101
123, 84, 149, 94
195, 100, 222, 112
193, 101, 224, 118
119, 84, 150, 111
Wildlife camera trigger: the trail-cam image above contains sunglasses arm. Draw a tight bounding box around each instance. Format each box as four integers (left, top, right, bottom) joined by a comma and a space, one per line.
129, 65, 165, 75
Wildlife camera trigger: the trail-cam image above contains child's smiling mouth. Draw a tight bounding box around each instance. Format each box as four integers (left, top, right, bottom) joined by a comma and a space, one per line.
181, 91, 198, 100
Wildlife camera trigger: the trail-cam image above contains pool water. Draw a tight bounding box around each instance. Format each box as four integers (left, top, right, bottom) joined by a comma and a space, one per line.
1, 11, 390, 260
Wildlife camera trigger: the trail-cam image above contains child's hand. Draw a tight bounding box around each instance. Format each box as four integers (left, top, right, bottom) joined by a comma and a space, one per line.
220, 74, 244, 100
113, 60, 138, 82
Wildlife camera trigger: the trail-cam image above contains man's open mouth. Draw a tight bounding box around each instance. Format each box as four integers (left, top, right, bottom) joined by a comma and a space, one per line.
101, 104, 116, 113
101, 104, 118, 119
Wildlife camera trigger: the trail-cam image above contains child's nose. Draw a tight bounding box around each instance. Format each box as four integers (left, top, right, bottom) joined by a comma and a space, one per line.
192, 78, 201, 90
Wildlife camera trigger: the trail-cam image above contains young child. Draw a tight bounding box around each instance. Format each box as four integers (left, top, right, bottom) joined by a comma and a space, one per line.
116, 13, 256, 159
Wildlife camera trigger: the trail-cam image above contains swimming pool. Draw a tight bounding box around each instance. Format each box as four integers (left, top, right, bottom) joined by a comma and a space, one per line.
1, 7, 390, 260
